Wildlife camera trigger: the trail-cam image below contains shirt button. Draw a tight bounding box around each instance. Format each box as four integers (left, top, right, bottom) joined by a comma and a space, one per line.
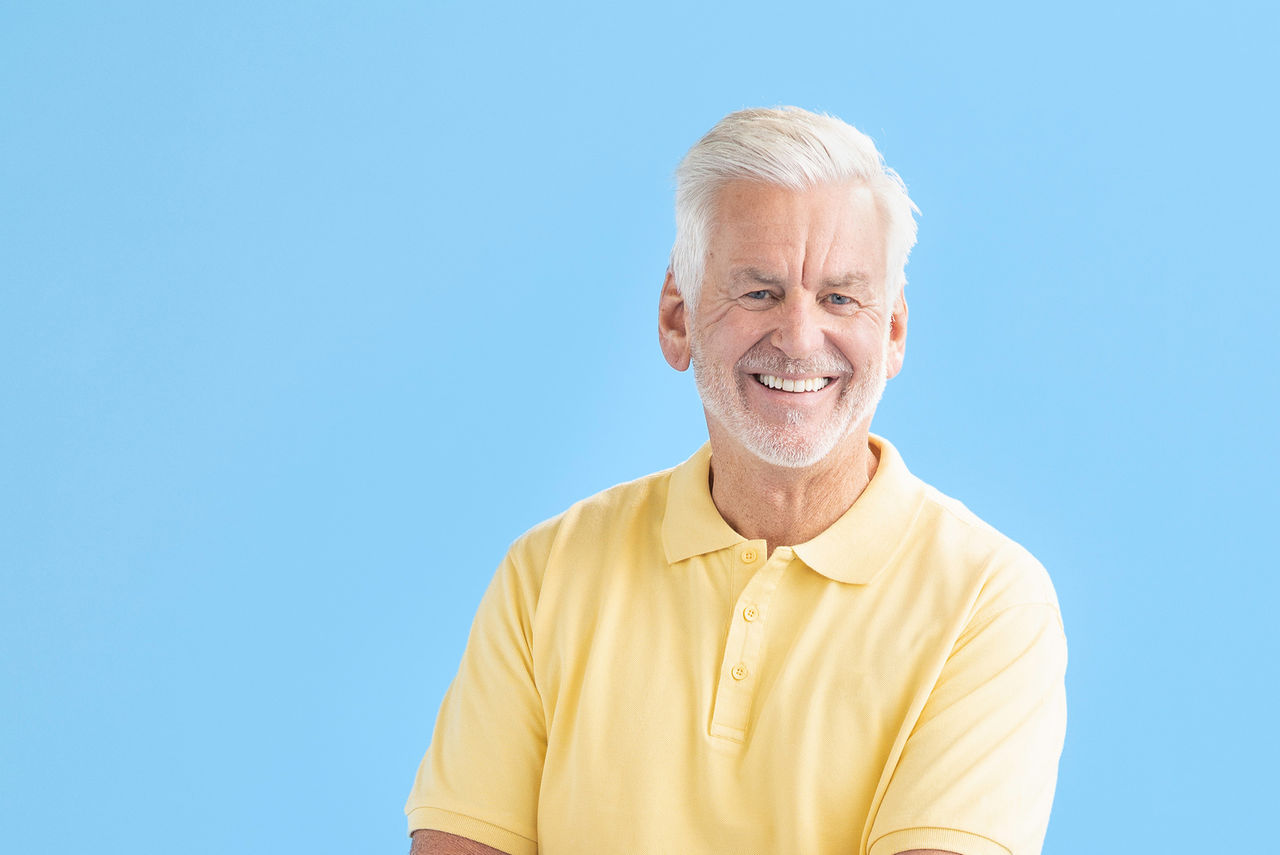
742, 605, 759, 622
731, 664, 748, 681
740, 548, 758, 563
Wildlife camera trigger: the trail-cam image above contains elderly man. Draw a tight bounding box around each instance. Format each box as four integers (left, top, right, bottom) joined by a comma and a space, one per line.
406, 107, 1066, 855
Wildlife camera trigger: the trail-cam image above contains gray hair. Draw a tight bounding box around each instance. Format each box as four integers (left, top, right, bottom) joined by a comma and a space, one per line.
670, 106, 920, 307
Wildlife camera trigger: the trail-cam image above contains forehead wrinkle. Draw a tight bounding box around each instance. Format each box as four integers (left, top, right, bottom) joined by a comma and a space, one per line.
799, 201, 842, 291
801, 239, 886, 304
801, 182, 887, 295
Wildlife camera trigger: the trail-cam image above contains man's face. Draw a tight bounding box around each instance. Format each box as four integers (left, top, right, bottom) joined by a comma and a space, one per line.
671, 180, 906, 469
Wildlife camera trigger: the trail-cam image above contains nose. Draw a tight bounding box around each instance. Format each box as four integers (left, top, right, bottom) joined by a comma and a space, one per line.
769, 297, 825, 358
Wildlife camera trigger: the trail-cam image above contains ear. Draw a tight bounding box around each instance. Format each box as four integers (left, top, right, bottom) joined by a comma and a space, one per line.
658, 269, 692, 371
885, 289, 908, 380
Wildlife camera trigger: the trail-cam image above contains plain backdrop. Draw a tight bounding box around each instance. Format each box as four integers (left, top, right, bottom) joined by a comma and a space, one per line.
3, 2, 1277, 853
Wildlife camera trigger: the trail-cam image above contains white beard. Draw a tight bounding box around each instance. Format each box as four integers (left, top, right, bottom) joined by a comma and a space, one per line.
690, 333, 889, 469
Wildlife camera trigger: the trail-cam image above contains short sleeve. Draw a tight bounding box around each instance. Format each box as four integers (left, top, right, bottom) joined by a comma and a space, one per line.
404, 548, 545, 855
868, 600, 1068, 855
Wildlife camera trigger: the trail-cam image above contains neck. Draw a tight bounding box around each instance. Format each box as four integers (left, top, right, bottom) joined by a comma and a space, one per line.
706, 426, 879, 556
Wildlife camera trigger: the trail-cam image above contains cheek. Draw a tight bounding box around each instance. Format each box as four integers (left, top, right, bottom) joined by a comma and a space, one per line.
841, 327, 891, 369
695, 321, 759, 365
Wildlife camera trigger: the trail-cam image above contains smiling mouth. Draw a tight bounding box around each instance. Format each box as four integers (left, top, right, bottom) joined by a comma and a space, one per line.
753, 374, 832, 393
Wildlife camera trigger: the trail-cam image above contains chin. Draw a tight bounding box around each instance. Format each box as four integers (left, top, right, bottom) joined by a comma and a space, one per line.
719, 380, 885, 470
737, 423, 860, 469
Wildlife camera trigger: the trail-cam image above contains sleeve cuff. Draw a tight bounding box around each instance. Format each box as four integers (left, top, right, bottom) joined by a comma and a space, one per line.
869, 826, 1011, 855
406, 806, 538, 855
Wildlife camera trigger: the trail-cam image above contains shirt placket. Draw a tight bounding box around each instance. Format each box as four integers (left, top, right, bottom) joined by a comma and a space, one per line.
709, 544, 792, 743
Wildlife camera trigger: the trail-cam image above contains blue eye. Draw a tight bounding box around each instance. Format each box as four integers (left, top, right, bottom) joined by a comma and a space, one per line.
745, 290, 770, 300
827, 294, 854, 306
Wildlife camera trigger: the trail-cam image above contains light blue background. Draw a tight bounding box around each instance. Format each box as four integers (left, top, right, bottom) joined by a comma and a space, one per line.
4, 2, 1276, 853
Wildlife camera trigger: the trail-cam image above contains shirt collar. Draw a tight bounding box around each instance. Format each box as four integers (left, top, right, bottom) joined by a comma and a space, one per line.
662, 443, 743, 564
661, 435, 926, 585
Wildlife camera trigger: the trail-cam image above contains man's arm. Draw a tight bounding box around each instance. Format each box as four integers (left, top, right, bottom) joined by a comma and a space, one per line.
404, 546, 546, 855
405, 831, 952, 855
410, 829, 510, 855
408, 829, 954, 855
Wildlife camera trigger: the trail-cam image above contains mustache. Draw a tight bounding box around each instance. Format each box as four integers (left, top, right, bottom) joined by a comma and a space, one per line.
735, 344, 852, 377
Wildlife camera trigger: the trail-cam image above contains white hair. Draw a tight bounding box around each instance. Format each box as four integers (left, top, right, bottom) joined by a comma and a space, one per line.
670, 106, 920, 307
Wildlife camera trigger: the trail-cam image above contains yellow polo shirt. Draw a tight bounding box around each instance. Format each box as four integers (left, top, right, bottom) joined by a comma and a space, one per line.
406, 437, 1066, 855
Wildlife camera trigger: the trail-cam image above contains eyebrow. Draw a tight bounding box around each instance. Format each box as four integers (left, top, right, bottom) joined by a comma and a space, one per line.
730, 267, 786, 286
730, 267, 876, 291
824, 272, 874, 290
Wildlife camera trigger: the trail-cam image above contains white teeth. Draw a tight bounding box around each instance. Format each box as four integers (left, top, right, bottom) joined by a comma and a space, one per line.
756, 374, 830, 393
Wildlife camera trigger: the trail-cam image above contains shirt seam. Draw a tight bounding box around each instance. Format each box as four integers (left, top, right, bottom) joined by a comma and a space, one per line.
869, 824, 1011, 855
408, 805, 538, 846
954, 600, 1065, 655
924, 486, 1018, 541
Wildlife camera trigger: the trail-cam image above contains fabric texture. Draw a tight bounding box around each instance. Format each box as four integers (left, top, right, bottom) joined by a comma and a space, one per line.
406, 437, 1067, 855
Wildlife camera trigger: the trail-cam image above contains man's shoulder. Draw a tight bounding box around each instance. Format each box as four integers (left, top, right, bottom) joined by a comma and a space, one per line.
914, 479, 1019, 553
905, 475, 1060, 619
505, 459, 681, 566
